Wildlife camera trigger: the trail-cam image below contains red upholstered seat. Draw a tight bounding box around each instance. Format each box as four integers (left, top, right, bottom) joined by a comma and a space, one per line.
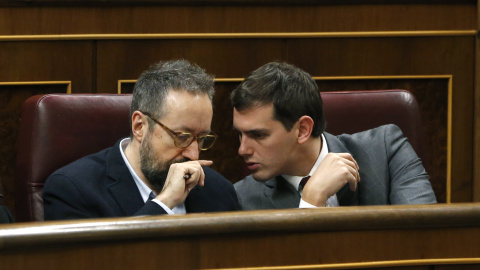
14, 89, 421, 222
322, 90, 422, 155
15, 94, 132, 222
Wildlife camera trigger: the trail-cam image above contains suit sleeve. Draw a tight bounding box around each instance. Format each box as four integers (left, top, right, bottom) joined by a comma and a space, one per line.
43, 173, 100, 220
133, 201, 170, 216
185, 167, 240, 212
0, 205, 14, 224
385, 125, 437, 204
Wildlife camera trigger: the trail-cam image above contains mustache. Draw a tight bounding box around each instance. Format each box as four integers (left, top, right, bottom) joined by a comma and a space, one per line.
171, 157, 190, 164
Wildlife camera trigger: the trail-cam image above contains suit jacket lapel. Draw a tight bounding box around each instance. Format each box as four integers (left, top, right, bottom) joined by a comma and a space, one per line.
324, 133, 358, 206
264, 176, 301, 209
105, 140, 145, 216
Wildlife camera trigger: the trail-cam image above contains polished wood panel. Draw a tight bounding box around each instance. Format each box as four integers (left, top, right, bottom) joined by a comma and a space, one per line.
203, 82, 244, 182
0, 4, 475, 35
1, 204, 480, 269
96, 39, 283, 92
474, 0, 480, 201
0, 41, 93, 88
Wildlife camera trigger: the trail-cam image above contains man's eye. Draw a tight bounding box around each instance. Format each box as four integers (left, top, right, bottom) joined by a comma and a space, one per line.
252, 133, 266, 139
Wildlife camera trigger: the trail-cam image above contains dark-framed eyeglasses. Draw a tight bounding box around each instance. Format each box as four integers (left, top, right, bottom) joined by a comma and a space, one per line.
141, 111, 217, 151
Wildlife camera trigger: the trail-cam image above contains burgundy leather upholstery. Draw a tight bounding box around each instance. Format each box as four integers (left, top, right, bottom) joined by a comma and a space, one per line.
14, 89, 421, 222
322, 89, 422, 155
15, 94, 132, 222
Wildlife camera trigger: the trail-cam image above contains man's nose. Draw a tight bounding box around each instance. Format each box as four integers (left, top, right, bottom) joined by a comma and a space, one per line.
182, 140, 200, 161
238, 136, 253, 156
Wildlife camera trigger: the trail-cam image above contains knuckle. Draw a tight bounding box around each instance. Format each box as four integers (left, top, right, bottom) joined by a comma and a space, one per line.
340, 168, 350, 176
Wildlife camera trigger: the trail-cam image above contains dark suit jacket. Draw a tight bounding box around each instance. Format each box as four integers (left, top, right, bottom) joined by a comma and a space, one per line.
43, 140, 240, 220
0, 205, 14, 224
234, 124, 437, 210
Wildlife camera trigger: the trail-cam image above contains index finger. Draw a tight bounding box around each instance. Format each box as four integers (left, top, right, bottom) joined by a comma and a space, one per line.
337, 153, 359, 171
197, 160, 213, 167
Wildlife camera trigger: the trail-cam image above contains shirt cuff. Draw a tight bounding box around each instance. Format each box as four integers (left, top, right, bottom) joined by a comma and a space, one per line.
299, 198, 317, 208
299, 198, 334, 208
152, 199, 175, 215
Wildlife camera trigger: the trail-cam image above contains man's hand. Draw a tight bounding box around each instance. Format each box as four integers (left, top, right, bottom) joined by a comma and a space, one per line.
302, 153, 360, 207
156, 160, 213, 209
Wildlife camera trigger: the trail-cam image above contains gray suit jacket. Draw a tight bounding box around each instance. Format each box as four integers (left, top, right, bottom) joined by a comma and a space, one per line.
234, 124, 437, 210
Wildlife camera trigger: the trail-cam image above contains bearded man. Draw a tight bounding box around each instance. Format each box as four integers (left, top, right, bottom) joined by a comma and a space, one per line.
43, 60, 239, 220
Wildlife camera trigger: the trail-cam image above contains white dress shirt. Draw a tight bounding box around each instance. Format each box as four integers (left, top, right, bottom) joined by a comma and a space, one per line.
283, 134, 339, 208
119, 138, 186, 214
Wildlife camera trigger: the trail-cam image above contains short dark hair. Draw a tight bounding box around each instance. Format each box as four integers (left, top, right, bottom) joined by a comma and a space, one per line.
130, 59, 215, 135
230, 62, 325, 137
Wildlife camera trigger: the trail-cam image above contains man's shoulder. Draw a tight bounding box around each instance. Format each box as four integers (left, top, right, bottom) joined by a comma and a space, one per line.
338, 124, 401, 138
329, 124, 402, 144
47, 146, 114, 183
325, 124, 406, 156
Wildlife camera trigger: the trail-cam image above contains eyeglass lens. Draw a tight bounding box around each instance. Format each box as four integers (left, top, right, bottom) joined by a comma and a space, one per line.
175, 133, 216, 150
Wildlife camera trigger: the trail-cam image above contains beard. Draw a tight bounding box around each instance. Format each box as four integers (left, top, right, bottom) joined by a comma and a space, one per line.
139, 132, 189, 192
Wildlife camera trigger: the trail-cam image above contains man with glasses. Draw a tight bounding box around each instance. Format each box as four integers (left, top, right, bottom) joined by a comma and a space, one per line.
43, 60, 239, 220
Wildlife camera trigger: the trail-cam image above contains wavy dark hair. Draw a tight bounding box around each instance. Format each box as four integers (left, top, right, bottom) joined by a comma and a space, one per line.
230, 62, 325, 137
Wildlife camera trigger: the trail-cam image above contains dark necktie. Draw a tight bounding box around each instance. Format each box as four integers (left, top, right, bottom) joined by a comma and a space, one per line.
147, 191, 156, 202
299, 176, 311, 191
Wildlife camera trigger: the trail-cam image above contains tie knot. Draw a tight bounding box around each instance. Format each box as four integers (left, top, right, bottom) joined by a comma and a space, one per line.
299, 176, 310, 190
147, 191, 156, 202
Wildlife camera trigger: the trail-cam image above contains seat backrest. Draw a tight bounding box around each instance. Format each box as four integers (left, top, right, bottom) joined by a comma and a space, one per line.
15, 89, 421, 222
322, 89, 422, 154
15, 94, 133, 222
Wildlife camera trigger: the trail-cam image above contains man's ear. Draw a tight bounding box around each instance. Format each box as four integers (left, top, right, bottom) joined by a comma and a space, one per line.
297, 116, 314, 144
131, 111, 146, 142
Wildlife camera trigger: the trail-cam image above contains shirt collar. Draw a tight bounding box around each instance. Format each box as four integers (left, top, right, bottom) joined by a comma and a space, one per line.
119, 138, 154, 203
283, 134, 329, 191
